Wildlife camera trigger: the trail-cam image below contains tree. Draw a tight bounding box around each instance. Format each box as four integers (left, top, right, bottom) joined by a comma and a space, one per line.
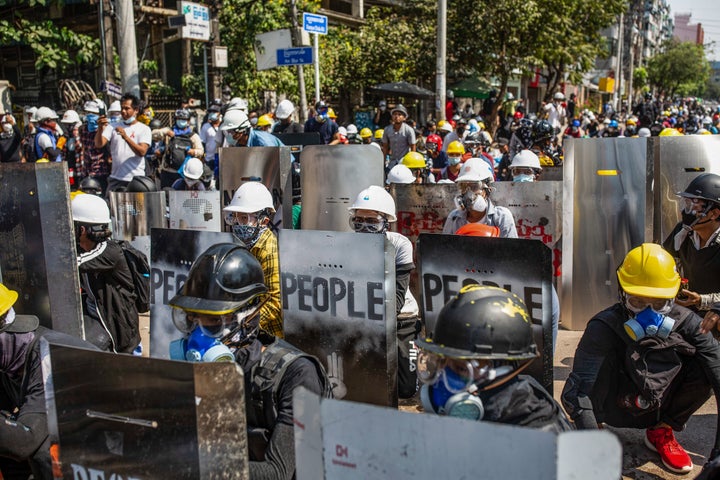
647, 40, 710, 98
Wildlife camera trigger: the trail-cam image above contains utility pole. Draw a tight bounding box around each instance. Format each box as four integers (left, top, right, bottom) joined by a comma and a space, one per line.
614, 12, 624, 110
436, 0, 447, 122
290, 0, 308, 123
99, 0, 116, 83
115, 0, 140, 96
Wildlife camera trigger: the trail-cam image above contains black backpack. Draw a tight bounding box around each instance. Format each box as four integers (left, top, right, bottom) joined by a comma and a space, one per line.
165, 133, 193, 170
22, 132, 37, 162
118, 241, 151, 313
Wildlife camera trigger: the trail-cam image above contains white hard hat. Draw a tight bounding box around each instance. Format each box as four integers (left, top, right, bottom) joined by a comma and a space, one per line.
35, 106, 59, 122
338, 126, 347, 136
386, 164, 416, 185
108, 101, 121, 113
510, 150, 541, 171
226, 97, 248, 112
603, 118, 611, 125
183, 158, 204, 180
349, 185, 397, 222
440, 122, 453, 133
455, 157, 494, 183
638, 127, 651, 137
24, 105, 37, 115
61, 110, 81, 124
223, 182, 275, 214
220, 109, 251, 131
83, 100, 100, 114
275, 99, 294, 120
437, 179, 455, 184
346, 124, 358, 135
553, 92, 565, 101
72, 194, 111, 224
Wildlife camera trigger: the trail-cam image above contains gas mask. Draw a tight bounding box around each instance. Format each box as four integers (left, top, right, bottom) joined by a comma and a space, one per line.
455, 189, 488, 213
177, 326, 235, 362
623, 296, 675, 340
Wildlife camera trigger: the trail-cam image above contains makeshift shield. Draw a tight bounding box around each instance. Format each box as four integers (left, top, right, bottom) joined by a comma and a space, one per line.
294, 388, 622, 480
280, 230, 397, 406
43, 341, 248, 479
168, 191, 222, 232
108, 192, 167, 260
149, 229, 234, 358
418, 234, 553, 392
563, 137, 650, 330
492, 181, 562, 278
0, 163, 81, 335
300, 145, 384, 231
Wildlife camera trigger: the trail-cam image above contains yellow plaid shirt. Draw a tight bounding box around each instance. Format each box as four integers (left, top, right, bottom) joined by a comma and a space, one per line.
251, 228, 283, 337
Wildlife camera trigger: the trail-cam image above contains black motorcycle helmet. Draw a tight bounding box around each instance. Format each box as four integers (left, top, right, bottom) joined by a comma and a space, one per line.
679, 173, 720, 205
79, 176, 103, 195
169, 243, 267, 315
533, 120, 554, 143
416, 285, 538, 361
149, 119, 163, 129
126, 176, 158, 192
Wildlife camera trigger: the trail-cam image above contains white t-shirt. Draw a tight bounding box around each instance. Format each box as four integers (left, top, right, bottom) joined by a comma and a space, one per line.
102, 121, 151, 181
200, 122, 218, 158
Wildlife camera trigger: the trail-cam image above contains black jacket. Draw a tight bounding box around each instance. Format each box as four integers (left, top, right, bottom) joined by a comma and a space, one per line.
77, 240, 140, 353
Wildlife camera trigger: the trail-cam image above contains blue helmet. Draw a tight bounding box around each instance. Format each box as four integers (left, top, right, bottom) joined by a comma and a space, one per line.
609, 120, 618, 128
571, 119, 581, 128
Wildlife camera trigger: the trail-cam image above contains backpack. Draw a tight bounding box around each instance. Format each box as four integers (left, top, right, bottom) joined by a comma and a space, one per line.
22, 132, 37, 162
165, 133, 193, 170
118, 241, 151, 313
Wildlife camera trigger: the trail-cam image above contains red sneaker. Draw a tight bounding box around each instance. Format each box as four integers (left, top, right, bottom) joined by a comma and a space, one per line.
644, 426, 693, 474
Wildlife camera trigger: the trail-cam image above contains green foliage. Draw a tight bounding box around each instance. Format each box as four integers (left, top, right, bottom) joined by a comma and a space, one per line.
145, 78, 175, 96
647, 40, 710, 97
633, 66, 648, 91
181, 73, 205, 99
0, 16, 99, 72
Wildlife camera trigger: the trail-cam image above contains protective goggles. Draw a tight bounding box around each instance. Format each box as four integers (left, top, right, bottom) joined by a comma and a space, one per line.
224, 212, 259, 227
172, 297, 263, 338
417, 351, 489, 394
457, 181, 483, 194
511, 167, 535, 176
349, 214, 386, 233
624, 294, 673, 314
682, 197, 708, 213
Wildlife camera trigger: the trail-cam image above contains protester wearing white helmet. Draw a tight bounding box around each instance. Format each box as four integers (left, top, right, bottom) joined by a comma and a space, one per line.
219, 109, 284, 148
72, 194, 140, 353
172, 157, 207, 191
544, 91, 567, 133
272, 99, 304, 135
95, 93, 152, 192
345, 124, 360, 144
223, 182, 283, 337
638, 127, 651, 138
79, 99, 111, 195
107, 100, 122, 127
33, 107, 62, 162
443, 157, 518, 238
386, 164, 416, 185
348, 185, 421, 399
510, 149, 542, 182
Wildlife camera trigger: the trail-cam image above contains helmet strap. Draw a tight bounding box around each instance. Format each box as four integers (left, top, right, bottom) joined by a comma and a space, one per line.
479, 358, 534, 392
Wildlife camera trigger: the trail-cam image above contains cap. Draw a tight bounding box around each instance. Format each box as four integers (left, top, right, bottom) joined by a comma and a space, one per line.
391, 104, 408, 117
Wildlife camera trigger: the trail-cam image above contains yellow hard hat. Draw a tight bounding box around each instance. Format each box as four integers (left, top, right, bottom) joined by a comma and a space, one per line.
446, 140, 465, 156
0, 283, 18, 317
327, 108, 337, 119
401, 151, 426, 169
257, 114, 273, 127
374, 129, 384, 139
438, 120, 447, 129
360, 127, 372, 139
659, 128, 681, 137
616, 243, 680, 299
625, 118, 637, 126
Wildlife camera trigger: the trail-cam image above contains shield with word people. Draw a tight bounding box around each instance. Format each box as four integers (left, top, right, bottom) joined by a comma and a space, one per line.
43, 341, 248, 480
280, 229, 397, 406
168, 190, 222, 232
492, 181, 562, 278
0, 163, 81, 335
109, 191, 167, 260
418, 234, 553, 393
218, 146, 293, 230
149, 229, 234, 358
300, 145, 384, 232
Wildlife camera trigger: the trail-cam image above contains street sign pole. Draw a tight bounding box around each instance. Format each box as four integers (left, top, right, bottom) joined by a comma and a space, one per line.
314, 33, 320, 103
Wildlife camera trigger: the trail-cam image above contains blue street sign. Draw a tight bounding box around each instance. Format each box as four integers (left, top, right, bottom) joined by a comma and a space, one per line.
302, 12, 328, 35
277, 47, 314, 66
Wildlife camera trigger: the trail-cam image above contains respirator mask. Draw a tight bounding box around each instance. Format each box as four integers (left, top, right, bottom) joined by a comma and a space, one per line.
455, 186, 488, 213
623, 294, 675, 340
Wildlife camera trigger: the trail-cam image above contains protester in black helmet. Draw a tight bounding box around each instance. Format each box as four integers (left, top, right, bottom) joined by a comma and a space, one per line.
303, 101, 340, 145
662, 174, 720, 334
0, 282, 96, 480
562, 243, 720, 474
72, 194, 140, 353
79, 176, 103, 196
168, 243, 331, 479
416, 285, 571, 431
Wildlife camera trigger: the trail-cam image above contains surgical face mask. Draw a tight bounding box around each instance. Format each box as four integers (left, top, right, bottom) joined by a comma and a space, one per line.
184, 326, 235, 362
624, 305, 675, 340
209, 113, 219, 122
448, 155, 462, 166
226, 133, 237, 147
109, 115, 121, 126
85, 114, 99, 132
349, 214, 388, 234
1, 123, 12, 135
513, 174, 535, 183
249, 117, 258, 126
123, 116, 136, 125
176, 119, 188, 128
455, 189, 487, 213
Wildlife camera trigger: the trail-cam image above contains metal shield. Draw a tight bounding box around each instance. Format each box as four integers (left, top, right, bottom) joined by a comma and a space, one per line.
109, 191, 167, 240
562, 137, 651, 330
0, 163, 81, 335
280, 230, 397, 406
653, 135, 720, 242
149, 229, 234, 358
418, 234, 553, 392
492, 181, 563, 278
43, 341, 248, 479
168, 191, 222, 232
300, 145, 384, 231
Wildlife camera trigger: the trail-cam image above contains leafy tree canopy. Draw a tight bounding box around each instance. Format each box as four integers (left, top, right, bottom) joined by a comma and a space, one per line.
647, 39, 710, 98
